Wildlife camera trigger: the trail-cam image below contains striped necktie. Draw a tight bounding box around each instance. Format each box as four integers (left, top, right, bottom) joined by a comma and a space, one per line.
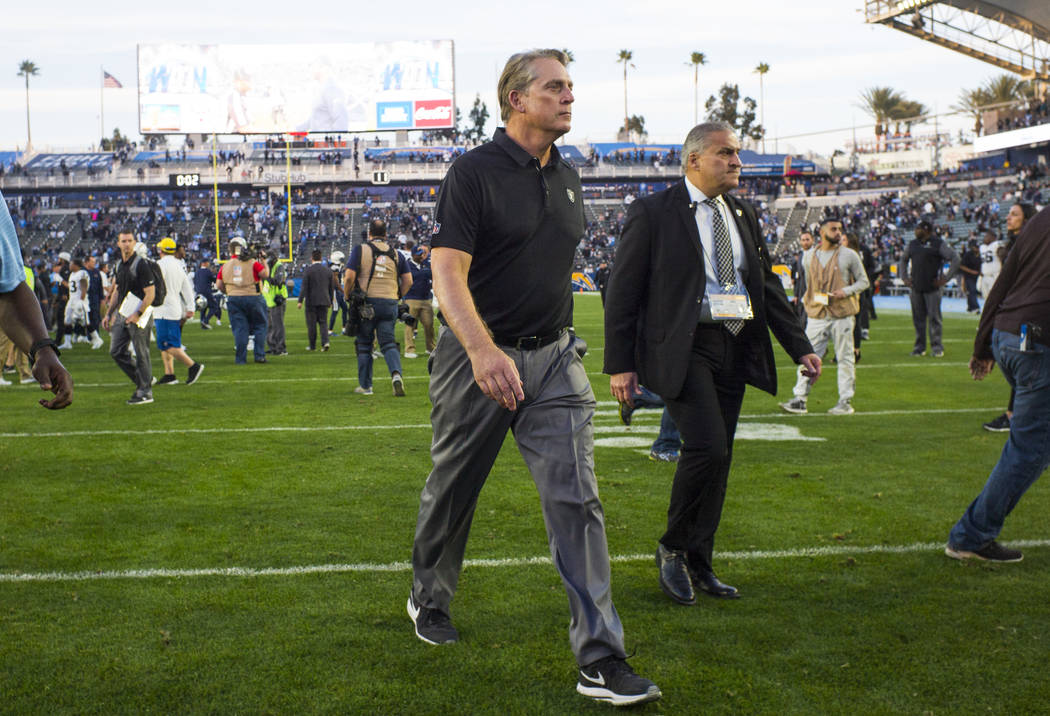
703, 198, 744, 335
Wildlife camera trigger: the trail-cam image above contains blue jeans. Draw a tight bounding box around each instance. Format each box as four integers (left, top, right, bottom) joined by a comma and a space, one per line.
227, 295, 268, 363
948, 329, 1050, 549
635, 386, 682, 453
355, 297, 401, 389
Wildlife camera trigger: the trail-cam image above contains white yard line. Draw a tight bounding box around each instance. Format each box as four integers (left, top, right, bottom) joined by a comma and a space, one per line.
2, 405, 1004, 439
4, 539, 1046, 583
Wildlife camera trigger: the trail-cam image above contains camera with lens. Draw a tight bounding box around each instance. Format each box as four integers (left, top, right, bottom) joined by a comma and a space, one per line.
397, 301, 417, 328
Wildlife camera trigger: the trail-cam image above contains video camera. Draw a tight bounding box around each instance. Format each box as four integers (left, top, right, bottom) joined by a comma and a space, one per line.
397, 302, 417, 329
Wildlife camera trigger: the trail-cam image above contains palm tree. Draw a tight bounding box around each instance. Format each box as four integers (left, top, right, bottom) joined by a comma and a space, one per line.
858, 86, 904, 150
17, 60, 39, 150
889, 100, 928, 136
983, 73, 1031, 104
952, 86, 990, 134
688, 52, 707, 125
753, 62, 770, 153
617, 50, 634, 134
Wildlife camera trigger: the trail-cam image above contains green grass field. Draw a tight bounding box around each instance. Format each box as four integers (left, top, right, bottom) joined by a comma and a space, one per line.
2, 296, 1047, 715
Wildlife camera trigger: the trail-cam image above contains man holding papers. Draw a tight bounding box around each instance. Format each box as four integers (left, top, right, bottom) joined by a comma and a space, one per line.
103, 231, 156, 405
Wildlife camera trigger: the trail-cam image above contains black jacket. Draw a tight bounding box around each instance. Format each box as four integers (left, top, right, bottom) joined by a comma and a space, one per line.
603, 180, 812, 398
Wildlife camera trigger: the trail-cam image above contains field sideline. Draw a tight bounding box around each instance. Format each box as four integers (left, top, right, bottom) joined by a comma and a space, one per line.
2, 296, 1047, 714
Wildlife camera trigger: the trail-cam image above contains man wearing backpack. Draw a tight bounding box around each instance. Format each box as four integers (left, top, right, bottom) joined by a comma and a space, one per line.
217, 237, 269, 364
102, 231, 156, 405
343, 218, 412, 396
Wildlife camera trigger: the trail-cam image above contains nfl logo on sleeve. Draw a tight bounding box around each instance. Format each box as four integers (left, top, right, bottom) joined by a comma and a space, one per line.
432, 222, 441, 235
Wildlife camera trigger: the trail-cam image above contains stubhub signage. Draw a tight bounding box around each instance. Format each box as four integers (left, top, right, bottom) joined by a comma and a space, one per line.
376, 101, 413, 129
414, 99, 453, 128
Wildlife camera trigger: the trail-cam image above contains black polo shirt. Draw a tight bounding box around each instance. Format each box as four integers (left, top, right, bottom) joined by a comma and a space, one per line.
431, 127, 584, 337
114, 255, 156, 304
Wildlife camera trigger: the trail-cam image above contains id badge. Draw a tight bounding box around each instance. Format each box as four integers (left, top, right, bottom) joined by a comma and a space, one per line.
709, 291, 753, 320
814, 292, 829, 306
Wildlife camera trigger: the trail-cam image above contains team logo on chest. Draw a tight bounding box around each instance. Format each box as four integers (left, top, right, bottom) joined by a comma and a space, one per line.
566, 188, 576, 204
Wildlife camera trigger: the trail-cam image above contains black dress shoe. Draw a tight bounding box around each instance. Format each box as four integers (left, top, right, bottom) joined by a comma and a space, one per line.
656, 544, 695, 605
689, 567, 740, 599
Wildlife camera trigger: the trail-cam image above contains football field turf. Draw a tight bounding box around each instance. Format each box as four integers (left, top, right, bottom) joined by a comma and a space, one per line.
2, 296, 1047, 714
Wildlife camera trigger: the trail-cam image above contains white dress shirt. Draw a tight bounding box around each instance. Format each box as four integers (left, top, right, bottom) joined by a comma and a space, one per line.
684, 178, 749, 321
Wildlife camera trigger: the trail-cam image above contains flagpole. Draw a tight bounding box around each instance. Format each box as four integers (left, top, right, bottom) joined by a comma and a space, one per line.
99, 66, 105, 147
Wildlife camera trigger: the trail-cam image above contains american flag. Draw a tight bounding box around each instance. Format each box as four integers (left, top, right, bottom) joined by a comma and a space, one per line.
103, 71, 122, 89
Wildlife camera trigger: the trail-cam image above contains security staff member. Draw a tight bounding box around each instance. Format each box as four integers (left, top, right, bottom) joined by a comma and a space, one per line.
900, 220, 959, 357
216, 237, 269, 364
408, 49, 659, 706
261, 254, 289, 355
604, 121, 820, 606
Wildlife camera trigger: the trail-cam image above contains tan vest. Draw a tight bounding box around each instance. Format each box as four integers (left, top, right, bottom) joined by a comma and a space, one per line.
359, 241, 400, 300
224, 257, 259, 296
803, 247, 860, 319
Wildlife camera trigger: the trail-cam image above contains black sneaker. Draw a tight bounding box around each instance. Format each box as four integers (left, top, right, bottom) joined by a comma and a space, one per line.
983, 413, 1010, 432
577, 655, 661, 706
156, 374, 178, 385
392, 372, 406, 397
619, 401, 635, 426
945, 541, 1023, 563
406, 594, 458, 645
910, 348, 926, 357
186, 363, 204, 386
127, 393, 154, 406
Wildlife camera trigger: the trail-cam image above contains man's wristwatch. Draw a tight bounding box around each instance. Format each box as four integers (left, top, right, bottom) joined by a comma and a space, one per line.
29, 338, 60, 365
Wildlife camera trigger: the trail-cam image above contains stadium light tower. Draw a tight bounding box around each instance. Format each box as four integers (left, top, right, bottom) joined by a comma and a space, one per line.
865, 0, 1050, 81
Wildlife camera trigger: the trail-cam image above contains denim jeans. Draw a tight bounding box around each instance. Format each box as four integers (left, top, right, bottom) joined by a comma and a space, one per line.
948, 329, 1050, 549
635, 385, 682, 453
227, 295, 268, 363
355, 297, 401, 389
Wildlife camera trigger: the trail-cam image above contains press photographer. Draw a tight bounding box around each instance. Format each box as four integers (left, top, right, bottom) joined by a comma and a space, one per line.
343, 218, 412, 396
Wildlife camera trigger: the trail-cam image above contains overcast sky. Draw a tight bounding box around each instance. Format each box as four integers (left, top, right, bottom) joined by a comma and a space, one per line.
1, 0, 1010, 157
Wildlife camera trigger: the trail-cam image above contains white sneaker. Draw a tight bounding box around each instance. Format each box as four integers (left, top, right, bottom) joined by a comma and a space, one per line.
58, 339, 73, 350
779, 398, 807, 414
0, 376, 11, 386
215, 319, 222, 326
76, 335, 88, 343
405, 352, 418, 359
21, 376, 37, 385
828, 399, 855, 415
354, 386, 374, 395
90, 335, 104, 350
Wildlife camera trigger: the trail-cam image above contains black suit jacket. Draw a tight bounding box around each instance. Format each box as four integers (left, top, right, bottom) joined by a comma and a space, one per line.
603, 179, 812, 399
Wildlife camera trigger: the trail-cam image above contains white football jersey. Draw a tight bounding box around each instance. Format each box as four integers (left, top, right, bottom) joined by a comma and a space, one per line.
979, 241, 1002, 279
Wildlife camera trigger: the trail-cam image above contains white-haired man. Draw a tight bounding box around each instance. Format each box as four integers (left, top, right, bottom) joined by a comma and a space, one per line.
408, 48, 660, 707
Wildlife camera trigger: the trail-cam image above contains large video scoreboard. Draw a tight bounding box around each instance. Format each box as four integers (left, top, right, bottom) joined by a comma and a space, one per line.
138, 41, 455, 135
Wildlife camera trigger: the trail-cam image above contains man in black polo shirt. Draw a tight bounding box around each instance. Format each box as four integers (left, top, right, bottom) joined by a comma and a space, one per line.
899, 220, 959, 357
407, 49, 660, 707
102, 231, 156, 405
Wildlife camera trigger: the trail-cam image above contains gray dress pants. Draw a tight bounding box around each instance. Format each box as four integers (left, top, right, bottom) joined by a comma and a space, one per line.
909, 288, 943, 353
109, 318, 153, 396
267, 302, 286, 353
411, 328, 626, 667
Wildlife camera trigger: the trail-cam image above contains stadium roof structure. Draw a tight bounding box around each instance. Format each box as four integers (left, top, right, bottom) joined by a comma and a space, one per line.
864, 0, 1050, 81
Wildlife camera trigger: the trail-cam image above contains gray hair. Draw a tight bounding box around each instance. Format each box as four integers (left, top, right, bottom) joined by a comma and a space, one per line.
497, 49, 570, 122
681, 121, 736, 170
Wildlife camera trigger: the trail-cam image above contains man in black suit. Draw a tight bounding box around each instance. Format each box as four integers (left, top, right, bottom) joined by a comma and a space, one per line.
603, 122, 821, 606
